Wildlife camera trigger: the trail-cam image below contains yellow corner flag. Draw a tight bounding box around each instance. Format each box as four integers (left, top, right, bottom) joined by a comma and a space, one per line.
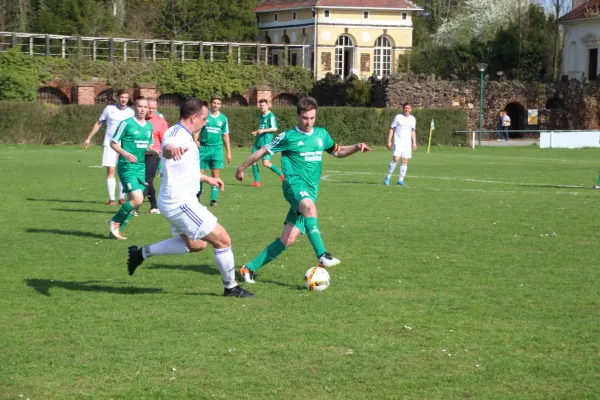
427, 119, 435, 154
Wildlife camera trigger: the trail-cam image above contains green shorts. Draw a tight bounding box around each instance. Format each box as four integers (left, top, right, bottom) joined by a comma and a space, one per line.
282, 181, 315, 235
200, 146, 224, 170
252, 144, 272, 161
118, 169, 146, 194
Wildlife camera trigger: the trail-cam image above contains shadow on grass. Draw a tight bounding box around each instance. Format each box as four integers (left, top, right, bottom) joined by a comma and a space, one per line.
25, 198, 105, 205
25, 279, 163, 296
26, 228, 107, 239
51, 208, 114, 214
146, 263, 219, 275
259, 278, 304, 290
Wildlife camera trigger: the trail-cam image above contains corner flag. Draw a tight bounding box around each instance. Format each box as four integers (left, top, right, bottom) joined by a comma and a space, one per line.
427, 119, 435, 154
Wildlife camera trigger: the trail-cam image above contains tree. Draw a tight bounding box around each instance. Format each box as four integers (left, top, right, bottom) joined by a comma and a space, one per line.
31, 0, 117, 36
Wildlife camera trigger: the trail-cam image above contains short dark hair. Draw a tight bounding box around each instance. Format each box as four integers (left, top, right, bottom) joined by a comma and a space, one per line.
211, 95, 222, 102
297, 97, 318, 115
116, 89, 128, 97
402, 102, 411, 108
258, 98, 269, 105
135, 97, 147, 105
180, 98, 208, 119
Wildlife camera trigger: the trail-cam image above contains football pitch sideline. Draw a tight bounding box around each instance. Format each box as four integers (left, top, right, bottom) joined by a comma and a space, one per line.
0, 144, 599, 399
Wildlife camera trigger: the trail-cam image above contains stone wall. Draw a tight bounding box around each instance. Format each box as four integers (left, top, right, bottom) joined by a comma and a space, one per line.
380, 74, 600, 134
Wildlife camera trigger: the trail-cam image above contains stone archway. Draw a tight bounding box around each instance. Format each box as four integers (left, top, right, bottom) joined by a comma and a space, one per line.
505, 102, 527, 139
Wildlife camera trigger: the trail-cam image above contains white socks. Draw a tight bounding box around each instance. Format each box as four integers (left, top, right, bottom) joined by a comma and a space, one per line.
107, 178, 116, 201
119, 181, 124, 200
142, 237, 190, 258
214, 247, 237, 289
399, 163, 408, 182
386, 161, 397, 179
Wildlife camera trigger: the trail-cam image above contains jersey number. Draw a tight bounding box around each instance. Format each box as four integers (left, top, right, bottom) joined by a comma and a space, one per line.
298, 191, 309, 197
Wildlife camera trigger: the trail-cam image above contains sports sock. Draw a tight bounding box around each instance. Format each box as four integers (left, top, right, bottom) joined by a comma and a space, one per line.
269, 164, 283, 177
107, 178, 116, 201
119, 211, 134, 231
111, 201, 134, 224
252, 164, 260, 182
305, 217, 326, 259
197, 181, 203, 200
597, 170, 600, 186
214, 247, 237, 289
118, 181, 125, 200
386, 161, 397, 179
142, 237, 190, 258
211, 185, 219, 202
399, 163, 408, 182
246, 238, 286, 272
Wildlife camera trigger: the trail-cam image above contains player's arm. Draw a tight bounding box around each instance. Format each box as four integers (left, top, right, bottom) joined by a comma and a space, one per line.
330, 143, 371, 158
201, 173, 224, 191
110, 140, 137, 163
387, 127, 394, 150
84, 120, 104, 149
235, 147, 270, 182
163, 143, 189, 161
411, 128, 417, 151
222, 134, 232, 163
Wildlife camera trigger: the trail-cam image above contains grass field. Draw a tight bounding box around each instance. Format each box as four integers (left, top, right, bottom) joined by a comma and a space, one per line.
1, 144, 599, 399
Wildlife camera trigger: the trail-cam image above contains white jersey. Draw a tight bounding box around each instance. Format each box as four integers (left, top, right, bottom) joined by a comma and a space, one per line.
390, 114, 416, 146
99, 105, 135, 146
158, 123, 200, 212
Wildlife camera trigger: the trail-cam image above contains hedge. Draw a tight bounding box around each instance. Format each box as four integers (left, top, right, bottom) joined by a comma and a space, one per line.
0, 101, 468, 146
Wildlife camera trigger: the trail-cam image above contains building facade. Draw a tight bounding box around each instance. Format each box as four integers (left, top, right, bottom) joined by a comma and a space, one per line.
559, 0, 600, 80
254, 0, 421, 79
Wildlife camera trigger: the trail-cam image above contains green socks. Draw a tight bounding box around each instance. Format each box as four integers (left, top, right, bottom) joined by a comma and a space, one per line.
111, 201, 134, 231
597, 170, 600, 186
252, 164, 260, 183
246, 238, 287, 272
305, 217, 326, 259
270, 164, 283, 177
211, 185, 219, 202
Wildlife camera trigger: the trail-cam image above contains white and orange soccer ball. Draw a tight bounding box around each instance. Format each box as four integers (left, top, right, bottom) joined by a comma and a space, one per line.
304, 267, 330, 291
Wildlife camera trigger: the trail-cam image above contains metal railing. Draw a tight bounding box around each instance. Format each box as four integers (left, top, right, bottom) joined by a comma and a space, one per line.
0, 31, 312, 67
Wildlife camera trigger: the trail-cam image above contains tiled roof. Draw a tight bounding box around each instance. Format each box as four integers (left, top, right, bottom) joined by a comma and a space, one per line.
558, 0, 600, 22
254, 0, 420, 12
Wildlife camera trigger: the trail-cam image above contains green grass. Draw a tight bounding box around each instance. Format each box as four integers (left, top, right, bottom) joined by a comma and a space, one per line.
1, 145, 599, 399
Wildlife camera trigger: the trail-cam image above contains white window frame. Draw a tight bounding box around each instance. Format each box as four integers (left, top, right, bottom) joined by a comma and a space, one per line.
374, 36, 392, 78
335, 35, 354, 78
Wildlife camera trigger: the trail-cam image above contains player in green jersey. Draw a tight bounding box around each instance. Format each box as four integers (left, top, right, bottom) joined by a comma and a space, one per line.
194, 95, 231, 206
250, 99, 284, 186
235, 97, 371, 283
108, 97, 157, 240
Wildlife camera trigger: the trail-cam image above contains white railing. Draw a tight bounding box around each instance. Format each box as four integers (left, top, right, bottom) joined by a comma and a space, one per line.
0, 31, 312, 66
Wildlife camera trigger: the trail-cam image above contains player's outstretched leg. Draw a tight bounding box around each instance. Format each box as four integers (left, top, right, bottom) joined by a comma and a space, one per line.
304, 216, 340, 268
239, 238, 287, 283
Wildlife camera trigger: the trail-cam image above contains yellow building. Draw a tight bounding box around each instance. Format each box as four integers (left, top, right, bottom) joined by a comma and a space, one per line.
254, 0, 422, 79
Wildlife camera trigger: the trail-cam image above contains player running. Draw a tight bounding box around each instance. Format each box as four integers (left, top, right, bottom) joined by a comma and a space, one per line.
126, 98, 255, 298
250, 99, 284, 186
235, 97, 371, 283
108, 97, 155, 240
83, 89, 134, 205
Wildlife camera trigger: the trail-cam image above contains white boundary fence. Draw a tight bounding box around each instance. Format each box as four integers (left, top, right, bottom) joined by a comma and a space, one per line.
455, 130, 600, 148
0, 31, 311, 67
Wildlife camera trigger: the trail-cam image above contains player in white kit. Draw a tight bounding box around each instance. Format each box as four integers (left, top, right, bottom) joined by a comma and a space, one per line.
84, 89, 135, 205
125, 98, 255, 298
384, 102, 417, 187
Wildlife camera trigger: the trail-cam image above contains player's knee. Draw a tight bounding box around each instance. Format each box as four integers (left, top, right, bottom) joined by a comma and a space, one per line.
213, 230, 231, 248
188, 240, 207, 252
281, 235, 297, 247
262, 160, 271, 167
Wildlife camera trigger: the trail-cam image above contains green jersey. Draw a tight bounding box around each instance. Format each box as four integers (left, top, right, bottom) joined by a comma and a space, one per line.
254, 111, 277, 147
200, 111, 229, 147
112, 117, 153, 173
265, 126, 335, 199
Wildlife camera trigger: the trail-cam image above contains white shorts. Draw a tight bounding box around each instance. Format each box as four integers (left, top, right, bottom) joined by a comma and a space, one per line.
392, 143, 412, 159
102, 146, 119, 167
159, 200, 218, 241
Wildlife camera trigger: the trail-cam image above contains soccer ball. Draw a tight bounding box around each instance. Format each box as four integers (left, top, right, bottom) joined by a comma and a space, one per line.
304, 267, 330, 291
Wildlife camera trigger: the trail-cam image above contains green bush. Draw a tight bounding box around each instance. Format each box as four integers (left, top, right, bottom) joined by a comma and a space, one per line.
0, 102, 468, 146
0, 49, 51, 101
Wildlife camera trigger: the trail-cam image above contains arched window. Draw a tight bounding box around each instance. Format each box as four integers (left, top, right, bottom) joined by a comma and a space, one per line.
335, 35, 354, 78
37, 87, 70, 105
374, 36, 392, 77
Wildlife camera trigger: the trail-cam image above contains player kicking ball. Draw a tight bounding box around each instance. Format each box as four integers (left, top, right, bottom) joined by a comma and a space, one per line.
235, 97, 371, 283
108, 97, 155, 240
126, 98, 255, 298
